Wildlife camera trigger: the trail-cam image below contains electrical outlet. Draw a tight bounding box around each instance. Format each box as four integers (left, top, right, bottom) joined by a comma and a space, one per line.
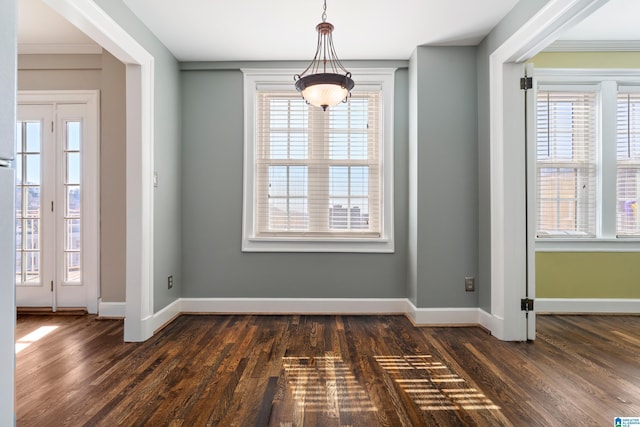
465, 277, 475, 292
168, 275, 173, 289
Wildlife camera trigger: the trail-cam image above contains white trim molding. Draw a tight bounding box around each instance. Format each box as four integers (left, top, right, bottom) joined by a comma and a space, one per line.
536, 298, 640, 314
181, 298, 408, 315
98, 300, 126, 318
43, 0, 156, 342
488, 0, 610, 341
120, 298, 640, 337
545, 40, 640, 52
147, 298, 491, 329
405, 300, 482, 325
152, 299, 182, 332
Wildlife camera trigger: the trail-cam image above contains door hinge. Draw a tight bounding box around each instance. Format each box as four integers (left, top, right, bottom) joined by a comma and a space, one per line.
520, 77, 533, 90
51, 201, 54, 212
51, 280, 54, 292
51, 121, 54, 132
521, 298, 534, 312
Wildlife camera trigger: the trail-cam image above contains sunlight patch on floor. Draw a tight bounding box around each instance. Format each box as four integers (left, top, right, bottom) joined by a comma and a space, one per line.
375, 355, 501, 411
15, 326, 58, 354
282, 355, 378, 414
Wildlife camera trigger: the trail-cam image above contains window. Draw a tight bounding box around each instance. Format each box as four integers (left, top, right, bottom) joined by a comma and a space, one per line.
536, 90, 597, 237
616, 90, 640, 236
242, 69, 395, 252
534, 71, 640, 246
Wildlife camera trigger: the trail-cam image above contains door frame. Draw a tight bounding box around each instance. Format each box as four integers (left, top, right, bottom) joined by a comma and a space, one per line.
17, 90, 100, 313
43, 0, 156, 341
488, 0, 610, 340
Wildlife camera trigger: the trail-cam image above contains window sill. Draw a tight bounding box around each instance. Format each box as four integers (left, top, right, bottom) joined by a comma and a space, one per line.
536, 238, 640, 252
242, 237, 395, 253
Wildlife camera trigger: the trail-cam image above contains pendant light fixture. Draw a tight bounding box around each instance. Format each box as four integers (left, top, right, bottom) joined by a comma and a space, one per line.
294, 0, 355, 111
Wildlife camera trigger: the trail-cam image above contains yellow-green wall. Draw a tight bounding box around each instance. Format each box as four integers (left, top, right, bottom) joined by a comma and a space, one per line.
533, 51, 640, 300
536, 252, 640, 298
530, 51, 640, 68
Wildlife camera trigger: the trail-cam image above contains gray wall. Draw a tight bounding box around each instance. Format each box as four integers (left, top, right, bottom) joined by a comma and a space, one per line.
409, 47, 479, 308
95, 0, 182, 312
180, 54, 478, 308
476, 0, 552, 312
180, 67, 409, 299
17, 52, 127, 303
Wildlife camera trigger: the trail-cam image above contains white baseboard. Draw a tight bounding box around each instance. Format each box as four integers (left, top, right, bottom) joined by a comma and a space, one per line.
180, 297, 408, 315
175, 298, 489, 327
113, 298, 598, 341
477, 308, 501, 336
97, 299, 125, 318
536, 298, 640, 314
152, 299, 182, 332
405, 300, 482, 325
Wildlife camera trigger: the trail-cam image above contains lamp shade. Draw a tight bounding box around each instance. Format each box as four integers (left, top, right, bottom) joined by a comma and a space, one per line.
295, 72, 355, 111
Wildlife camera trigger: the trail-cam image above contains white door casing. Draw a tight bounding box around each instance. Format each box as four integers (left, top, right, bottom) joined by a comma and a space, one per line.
43, 0, 156, 341
488, 0, 609, 340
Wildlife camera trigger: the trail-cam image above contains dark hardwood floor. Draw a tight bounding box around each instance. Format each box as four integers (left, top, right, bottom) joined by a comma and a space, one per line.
15, 313, 640, 426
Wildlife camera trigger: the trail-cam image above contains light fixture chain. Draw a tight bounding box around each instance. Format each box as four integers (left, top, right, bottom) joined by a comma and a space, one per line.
322, 0, 327, 22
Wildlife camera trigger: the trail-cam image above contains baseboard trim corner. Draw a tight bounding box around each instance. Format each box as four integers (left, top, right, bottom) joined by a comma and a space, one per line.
97, 299, 126, 318
152, 299, 182, 333
405, 300, 482, 326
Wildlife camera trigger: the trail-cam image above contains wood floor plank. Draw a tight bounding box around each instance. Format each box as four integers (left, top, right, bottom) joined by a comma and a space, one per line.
14, 313, 640, 426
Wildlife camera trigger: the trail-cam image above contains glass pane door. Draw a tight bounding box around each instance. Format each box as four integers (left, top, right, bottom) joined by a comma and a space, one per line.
15, 104, 54, 308
15, 121, 42, 286
63, 121, 82, 283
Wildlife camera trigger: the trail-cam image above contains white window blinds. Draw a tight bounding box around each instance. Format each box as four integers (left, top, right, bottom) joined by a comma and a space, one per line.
616, 91, 640, 237
255, 90, 382, 238
536, 90, 597, 237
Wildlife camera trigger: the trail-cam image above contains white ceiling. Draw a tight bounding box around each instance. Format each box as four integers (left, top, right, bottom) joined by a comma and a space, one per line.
16, 0, 640, 60
557, 0, 640, 41
120, 0, 519, 61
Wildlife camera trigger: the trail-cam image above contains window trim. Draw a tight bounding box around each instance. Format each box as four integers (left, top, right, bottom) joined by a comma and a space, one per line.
241, 68, 396, 253
535, 68, 640, 251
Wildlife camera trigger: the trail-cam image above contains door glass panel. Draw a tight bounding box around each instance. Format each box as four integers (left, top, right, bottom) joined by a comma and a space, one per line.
66, 152, 80, 185
16, 121, 42, 286
64, 121, 82, 283
66, 121, 81, 151
26, 187, 40, 216
66, 186, 80, 217
24, 252, 40, 283
25, 122, 41, 152
65, 219, 81, 250
64, 252, 81, 282
25, 154, 41, 185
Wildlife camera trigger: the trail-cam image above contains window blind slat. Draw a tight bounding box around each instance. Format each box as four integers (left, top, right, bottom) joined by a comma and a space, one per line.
616, 92, 640, 237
